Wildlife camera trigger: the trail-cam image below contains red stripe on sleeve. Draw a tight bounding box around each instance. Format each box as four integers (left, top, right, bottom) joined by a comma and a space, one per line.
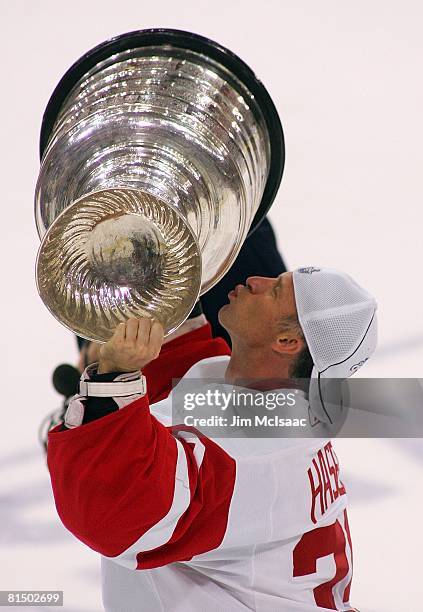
136, 428, 236, 569
48, 396, 236, 566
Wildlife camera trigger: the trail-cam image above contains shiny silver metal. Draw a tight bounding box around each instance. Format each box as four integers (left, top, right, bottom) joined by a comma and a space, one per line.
35, 38, 274, 342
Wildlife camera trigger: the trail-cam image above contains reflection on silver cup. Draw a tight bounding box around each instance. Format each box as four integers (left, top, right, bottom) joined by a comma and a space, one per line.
35, 29, 284, 342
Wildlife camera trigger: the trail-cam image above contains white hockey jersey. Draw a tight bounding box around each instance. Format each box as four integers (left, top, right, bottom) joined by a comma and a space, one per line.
48, 354, 356, 612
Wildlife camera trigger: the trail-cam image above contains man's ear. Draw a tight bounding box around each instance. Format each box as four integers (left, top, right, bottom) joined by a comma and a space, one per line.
271, 335, 304, 356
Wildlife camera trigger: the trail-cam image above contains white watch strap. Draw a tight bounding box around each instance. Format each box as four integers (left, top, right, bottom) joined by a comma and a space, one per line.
79, 376, 146, 397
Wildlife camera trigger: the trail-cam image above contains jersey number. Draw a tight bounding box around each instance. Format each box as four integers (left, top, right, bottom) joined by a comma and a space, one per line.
293, 510, 353, 609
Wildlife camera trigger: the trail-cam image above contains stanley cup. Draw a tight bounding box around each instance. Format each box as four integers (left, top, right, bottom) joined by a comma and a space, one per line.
35, 29, 284, 342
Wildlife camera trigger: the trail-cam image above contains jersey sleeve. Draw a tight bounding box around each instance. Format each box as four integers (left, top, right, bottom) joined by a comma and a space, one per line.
47, 395, 237, 570
48, 389, 346, 573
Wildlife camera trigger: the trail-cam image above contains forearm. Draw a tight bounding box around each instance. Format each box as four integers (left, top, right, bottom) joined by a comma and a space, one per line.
47, 316, 235, 569
48, 390, 179, 556
48, 390, 236, 569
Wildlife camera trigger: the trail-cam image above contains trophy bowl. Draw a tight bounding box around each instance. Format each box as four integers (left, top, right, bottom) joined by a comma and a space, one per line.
35, 29, 284, 342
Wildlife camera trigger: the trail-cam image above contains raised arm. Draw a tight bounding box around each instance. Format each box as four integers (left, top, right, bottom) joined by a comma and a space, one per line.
47, 318, 236, 570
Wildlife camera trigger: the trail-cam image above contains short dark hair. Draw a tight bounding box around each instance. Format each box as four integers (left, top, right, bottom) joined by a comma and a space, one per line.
278, 315, 313, 379
291, 343, 313, 378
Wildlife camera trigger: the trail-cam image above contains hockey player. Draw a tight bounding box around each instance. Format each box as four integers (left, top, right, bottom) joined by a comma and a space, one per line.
47, 267, 377, 611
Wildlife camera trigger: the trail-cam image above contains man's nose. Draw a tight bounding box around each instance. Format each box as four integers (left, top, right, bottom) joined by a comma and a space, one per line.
246, 276, 275, 294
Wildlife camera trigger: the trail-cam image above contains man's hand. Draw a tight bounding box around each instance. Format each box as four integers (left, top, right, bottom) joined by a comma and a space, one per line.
78, 341, 102, 373
98, 317, 164, 374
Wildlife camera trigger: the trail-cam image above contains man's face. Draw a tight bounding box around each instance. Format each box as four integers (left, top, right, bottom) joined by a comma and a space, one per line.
218, 272, 300, 349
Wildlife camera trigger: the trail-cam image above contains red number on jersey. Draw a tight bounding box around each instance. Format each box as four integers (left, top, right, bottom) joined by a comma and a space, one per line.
293, 510, 353, 610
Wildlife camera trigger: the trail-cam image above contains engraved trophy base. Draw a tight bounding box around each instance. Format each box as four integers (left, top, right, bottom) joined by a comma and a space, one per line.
36, 188, 202, 342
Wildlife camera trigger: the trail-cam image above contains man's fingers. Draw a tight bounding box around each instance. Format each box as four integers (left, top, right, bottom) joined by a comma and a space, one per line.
125, 317, 139, 342
113, 321, 126, 341
149, 320, 164, 355
136, 317, 152, 345
100, 317, 163, 372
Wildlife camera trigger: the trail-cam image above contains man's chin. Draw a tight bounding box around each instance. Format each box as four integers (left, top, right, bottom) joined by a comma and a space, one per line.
217, 303, 230, 329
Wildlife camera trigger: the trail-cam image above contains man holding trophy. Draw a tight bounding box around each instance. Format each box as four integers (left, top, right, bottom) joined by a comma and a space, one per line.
37, 29, 376, 612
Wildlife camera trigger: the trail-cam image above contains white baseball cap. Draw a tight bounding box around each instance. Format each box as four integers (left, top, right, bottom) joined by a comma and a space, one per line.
292, 267, 378, 424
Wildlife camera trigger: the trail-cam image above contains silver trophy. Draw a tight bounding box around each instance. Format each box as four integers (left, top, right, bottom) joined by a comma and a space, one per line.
35, 29, 284, 342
